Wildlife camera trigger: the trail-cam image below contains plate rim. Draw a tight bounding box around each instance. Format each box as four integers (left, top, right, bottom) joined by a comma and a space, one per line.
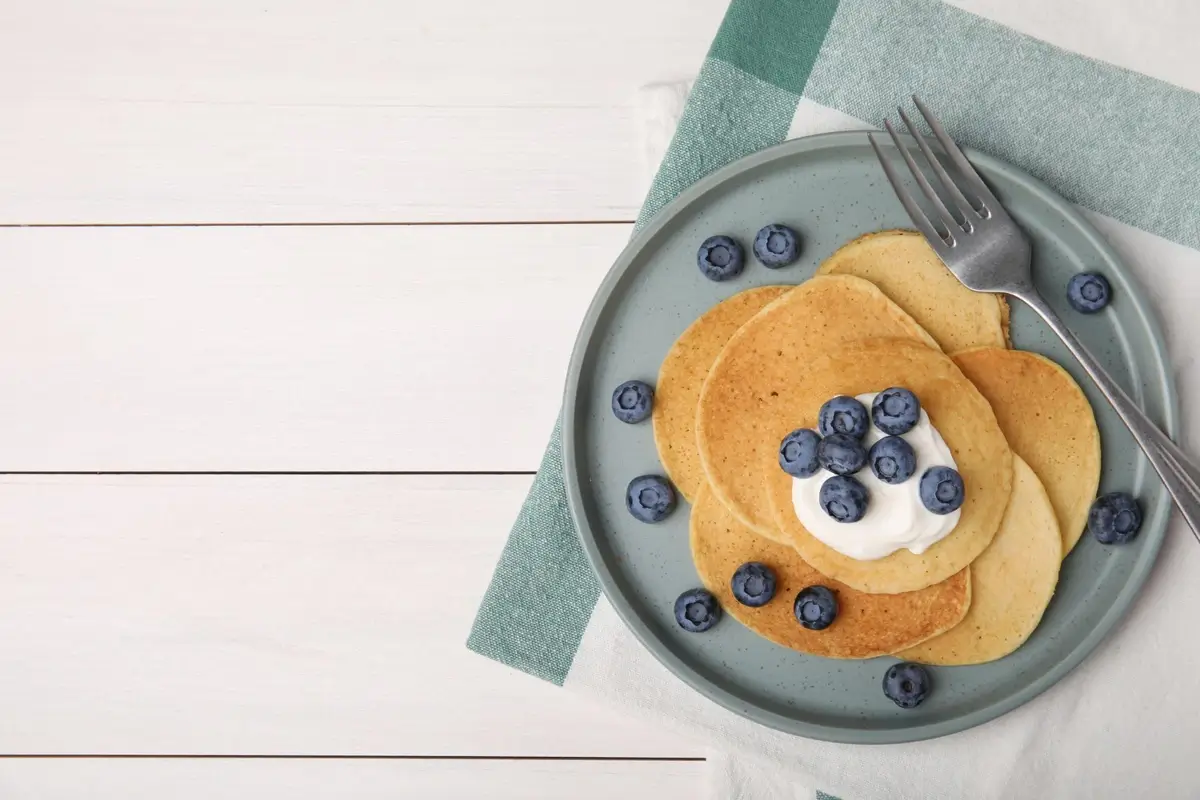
560, 130, 1179, 744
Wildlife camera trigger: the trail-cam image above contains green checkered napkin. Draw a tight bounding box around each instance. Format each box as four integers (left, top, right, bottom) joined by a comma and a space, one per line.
469, 1, 1200, 797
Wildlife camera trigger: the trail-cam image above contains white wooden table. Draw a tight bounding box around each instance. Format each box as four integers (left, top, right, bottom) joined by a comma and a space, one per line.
0, 1, 731, 795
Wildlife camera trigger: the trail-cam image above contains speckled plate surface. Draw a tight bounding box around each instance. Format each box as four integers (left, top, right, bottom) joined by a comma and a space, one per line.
561, 131, 1176, 744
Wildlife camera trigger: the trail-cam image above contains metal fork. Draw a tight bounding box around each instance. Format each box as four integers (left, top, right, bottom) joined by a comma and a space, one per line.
869, 96, 1200, 542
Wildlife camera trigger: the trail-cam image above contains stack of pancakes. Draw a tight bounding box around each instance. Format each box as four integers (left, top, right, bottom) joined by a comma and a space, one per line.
653, 230, 1100, 665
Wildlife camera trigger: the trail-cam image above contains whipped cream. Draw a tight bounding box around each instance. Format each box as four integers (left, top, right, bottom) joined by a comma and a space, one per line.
791, 392, 960, 561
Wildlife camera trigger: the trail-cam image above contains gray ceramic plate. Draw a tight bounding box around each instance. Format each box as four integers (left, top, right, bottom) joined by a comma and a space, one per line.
561, 131, 1177, 744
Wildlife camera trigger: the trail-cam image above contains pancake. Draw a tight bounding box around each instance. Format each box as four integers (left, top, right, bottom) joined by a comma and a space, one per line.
653, 286, 790, 502
696, 274, 938, 537
690, 484, 971, 658
898, 456, 1061, 665
952, 347, 1101, 556
816, 230, 1010, 353
763, 337, 1013, 594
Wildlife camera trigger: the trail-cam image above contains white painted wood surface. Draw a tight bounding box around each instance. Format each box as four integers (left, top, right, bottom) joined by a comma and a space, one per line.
0, 758, 705, 799
0, 224, 623, 470
0, 474, 700, 758
2, 0, 715, 794
0, 0, 727, 224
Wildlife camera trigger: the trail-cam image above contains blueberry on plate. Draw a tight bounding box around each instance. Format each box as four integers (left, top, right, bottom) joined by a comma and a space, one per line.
869, 436, 917, 484
818, 433, 868, 476
611, 380, 654, 423
752, 223, 800, 268
919, 466, 964, 514
871, 387, 921, 435
818, 395, 870, 439
793, 585, 838, 630
1067, 271, 1111, 313
1088, 491, 1143, 544
697, 235, 745, 281
674, 588, 721, 632
819, 475, 869, 523
731, 562, 777, 607
626, 475, 676, 523
779, 428, 822, 477
916, 465, 964, 515
882, 662, 931, 709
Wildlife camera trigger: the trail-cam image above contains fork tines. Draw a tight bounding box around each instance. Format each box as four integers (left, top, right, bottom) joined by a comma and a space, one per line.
868, 96, 1004, 251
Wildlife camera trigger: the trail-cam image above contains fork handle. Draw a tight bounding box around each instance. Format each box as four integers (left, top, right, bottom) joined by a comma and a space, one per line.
1015, 288, 1200, 542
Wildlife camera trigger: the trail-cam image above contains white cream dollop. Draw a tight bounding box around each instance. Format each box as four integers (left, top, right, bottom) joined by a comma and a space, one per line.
791, 392, 960, 561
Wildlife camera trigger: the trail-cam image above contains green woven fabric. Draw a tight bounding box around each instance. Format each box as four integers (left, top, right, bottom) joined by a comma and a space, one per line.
466, 420, 597, 685
804, 0, 1200, 248
637, 58, 800, 229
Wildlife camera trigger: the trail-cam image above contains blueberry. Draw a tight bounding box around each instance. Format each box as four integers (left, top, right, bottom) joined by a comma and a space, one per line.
882, 662, 931, 709
1067, 272, 1111, 313
818, 395, 869, 439
1088, 492, 1143, 544
871, 388, 921, 435
869, 436, 917, 484
779, 428, 821, 477
819, 475, 869, 523
752, 224, 800, 268
697, 235, 745, 281
793, 585, 838, 630
731, 562, 777, 607
611, 380, 654, 423
626, 475, 676, 523
818, 433, 867, 475
674, 588, 721, 632
919, 466, 965, 514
